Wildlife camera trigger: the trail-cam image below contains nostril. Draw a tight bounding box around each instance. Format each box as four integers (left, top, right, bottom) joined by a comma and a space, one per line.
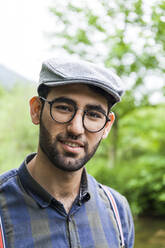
68, 134, 79, 140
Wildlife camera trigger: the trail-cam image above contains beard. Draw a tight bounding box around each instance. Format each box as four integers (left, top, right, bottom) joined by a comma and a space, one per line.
39, 120, 101, 172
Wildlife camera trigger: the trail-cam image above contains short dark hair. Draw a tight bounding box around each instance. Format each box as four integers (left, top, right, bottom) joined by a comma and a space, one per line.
38, 84, 115, 112
38, 84, 51, 98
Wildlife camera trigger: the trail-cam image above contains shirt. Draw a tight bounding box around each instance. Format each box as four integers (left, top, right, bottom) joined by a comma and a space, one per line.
0, 154, 134, 248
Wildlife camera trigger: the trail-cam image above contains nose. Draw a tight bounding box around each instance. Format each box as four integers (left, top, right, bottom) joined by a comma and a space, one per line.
67, 110, 85, 135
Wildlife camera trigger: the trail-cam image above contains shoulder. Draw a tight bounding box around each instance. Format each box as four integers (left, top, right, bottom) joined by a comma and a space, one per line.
0, 169, 18, 188
103, 185, 129, 212
102, 185, 135, 248
88, 174, 135, 247
101, 185, 133, 225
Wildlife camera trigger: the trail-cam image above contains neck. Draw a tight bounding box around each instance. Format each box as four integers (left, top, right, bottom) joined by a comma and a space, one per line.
27, 148, 83, 213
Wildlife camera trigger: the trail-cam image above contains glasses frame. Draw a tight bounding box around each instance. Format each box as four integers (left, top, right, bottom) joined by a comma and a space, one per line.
39, 96, 110, 133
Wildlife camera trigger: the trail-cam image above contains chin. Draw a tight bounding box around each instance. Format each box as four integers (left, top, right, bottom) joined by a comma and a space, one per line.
49, 154, 86, 172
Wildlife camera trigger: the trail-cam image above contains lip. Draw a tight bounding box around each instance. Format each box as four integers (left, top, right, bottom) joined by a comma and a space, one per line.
59, 139, 85, 147
59, 139, 85, 154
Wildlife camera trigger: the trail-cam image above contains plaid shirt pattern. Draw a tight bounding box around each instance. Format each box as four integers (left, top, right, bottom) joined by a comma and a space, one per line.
0, 154, 134, 248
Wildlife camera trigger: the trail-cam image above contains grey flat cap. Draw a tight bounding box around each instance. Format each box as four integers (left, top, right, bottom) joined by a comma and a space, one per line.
38, 57, 124, 105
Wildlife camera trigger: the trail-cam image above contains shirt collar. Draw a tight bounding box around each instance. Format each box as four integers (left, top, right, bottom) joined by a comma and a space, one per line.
18, 153, 90, 208
18, 153, 53, 208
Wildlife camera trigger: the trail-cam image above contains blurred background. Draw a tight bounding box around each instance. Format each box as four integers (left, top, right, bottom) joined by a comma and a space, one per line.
0, 0, 165, 247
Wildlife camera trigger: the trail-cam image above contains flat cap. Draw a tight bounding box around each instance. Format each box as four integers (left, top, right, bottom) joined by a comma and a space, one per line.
38, 57, 124, 105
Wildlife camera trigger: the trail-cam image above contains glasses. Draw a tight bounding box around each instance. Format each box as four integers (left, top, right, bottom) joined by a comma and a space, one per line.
39, 97, 110, 133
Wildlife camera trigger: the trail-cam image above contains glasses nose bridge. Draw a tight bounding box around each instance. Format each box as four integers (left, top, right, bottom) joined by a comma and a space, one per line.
72, 106, 85, 121
68, 107, 85, 132
74, 107, 85, 118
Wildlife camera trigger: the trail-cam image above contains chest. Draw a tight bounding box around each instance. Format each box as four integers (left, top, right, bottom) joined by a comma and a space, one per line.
0, 196, 121, 248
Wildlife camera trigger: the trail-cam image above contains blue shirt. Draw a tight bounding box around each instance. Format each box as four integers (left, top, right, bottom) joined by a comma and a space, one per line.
0, 154, 134, 247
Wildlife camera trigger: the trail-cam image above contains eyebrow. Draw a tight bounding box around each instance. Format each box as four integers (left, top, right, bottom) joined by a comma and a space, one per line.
85, 104, 106, 115
51, 97, 77, 106
51, 97, 106, 114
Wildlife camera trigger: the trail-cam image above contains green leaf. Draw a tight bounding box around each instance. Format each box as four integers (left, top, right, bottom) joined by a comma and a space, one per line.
75, 29, 92, 45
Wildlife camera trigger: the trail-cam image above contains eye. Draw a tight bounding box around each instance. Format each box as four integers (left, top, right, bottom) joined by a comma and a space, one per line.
86, 110, 103, 119
54, 104, 74, 113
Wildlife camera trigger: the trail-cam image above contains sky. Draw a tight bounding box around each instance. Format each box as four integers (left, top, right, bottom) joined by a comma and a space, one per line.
0, 0, 54, 81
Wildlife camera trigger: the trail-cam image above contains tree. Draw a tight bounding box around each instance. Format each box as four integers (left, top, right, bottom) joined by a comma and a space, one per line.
48, 0, 165, 106
0, 85, 38, 173
48, 0, 165, 166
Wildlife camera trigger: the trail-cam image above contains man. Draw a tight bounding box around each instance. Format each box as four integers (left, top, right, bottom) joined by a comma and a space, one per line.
0, 58, 134, 248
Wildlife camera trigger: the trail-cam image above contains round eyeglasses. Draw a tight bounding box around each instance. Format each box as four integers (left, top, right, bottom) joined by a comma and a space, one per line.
39, 96, 110, 133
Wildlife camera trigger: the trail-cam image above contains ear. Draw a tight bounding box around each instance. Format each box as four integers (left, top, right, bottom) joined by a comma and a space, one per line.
29, 96, 42, 125
102, 112, 115, 139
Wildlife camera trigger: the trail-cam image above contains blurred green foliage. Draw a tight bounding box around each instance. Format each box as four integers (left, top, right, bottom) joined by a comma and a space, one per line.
0, 84, 38, 172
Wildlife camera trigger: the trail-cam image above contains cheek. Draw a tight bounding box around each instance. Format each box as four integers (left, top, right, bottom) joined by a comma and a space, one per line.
88, 132, 103, 147
41, 108, 60, 130
42, 119, 67, 141
45, 123, 64, 138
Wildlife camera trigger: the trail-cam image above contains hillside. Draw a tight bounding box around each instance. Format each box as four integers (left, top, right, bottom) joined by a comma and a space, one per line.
0, 64, 33, 89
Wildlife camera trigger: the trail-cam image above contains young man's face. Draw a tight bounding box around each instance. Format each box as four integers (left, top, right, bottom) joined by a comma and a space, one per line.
30, 84, 114, 172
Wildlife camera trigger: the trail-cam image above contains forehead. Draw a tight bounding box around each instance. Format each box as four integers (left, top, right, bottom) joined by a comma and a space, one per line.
47, 84, 108, 107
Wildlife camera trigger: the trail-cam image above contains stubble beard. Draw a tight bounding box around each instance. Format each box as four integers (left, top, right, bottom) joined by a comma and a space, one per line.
39, 121, 101, 172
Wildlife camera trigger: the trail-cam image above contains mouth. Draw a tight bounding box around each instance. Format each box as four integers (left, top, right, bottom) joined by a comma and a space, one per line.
62, 140, 84, 147
59, 139, 84, 154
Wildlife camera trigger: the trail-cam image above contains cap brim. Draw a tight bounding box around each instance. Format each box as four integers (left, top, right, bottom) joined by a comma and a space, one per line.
39, 79, 121, 103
